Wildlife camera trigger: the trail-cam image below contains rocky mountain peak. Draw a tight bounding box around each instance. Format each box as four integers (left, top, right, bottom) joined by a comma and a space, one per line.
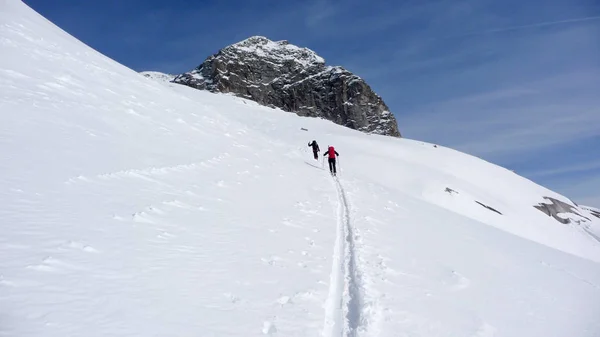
173, 36, 401, 137
225, 36, 326, 68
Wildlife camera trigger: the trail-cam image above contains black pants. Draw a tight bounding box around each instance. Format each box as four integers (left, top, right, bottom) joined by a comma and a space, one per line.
313, 150, 318, 160
328, 158, 336, 174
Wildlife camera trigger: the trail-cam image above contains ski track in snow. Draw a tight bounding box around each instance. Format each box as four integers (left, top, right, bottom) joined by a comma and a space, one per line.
324, 176, 366, 337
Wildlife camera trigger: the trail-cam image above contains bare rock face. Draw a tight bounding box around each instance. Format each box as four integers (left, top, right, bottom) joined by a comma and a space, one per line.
534, 197, 591, 224
173, 36, 401, 137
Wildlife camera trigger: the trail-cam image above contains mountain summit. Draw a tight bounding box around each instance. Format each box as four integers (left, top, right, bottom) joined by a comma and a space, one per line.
173, 36, 401, 137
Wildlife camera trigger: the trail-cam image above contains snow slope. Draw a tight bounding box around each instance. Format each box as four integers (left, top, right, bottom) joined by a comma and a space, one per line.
1, 1, 600, 336
582, 205, 600, 217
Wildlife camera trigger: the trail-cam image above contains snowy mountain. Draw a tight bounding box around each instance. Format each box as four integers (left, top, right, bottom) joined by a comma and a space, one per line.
1, 1, 600, 336
173, 36, 401, 137
582, 205, 600, 219
140, 71, 175, 83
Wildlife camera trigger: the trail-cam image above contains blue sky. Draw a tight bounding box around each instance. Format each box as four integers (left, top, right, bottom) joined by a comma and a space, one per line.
24, 0, 600, 206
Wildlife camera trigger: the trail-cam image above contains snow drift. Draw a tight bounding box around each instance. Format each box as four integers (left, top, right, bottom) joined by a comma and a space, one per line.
1, 1, 600, 336
140, 71, 175, 83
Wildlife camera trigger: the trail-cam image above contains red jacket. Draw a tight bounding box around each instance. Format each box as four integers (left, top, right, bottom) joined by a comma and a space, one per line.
324, 147, 339, 158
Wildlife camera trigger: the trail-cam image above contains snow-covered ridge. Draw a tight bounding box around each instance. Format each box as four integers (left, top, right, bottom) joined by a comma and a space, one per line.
140, 71, 175, 83
225, 35, 325, 67
582, 205, 600, 218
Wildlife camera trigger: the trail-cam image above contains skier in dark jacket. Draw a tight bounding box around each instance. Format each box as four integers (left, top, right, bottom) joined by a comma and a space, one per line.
323, 146, 339, 175
308, 140, 320, 160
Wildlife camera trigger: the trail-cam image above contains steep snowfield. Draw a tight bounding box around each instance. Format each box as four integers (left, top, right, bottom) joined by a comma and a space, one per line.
1, 1, 600, 336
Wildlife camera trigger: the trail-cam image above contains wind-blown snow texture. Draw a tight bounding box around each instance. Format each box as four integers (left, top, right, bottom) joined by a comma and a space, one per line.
140, 71, 175, 83
1, 1, 600, 336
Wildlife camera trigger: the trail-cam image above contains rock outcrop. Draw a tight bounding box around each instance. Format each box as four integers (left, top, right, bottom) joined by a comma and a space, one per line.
534, 197, 591, 224
173, 36, 400, 137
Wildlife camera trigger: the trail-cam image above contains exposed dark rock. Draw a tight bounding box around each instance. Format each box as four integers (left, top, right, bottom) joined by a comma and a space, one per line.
534, 197, 590, 224
173, 36, 401, 137
475, 201, 502, 215
445, 187, 458, 195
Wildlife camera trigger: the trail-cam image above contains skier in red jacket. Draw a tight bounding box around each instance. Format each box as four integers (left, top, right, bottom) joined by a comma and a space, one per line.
323, 146, 340, 175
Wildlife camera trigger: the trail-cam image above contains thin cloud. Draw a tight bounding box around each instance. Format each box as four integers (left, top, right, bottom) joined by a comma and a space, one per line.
554, 175, 600, 207
400, 74, 600, 170
452, 15, 600, 38
304, 0, 338, 28
528, 161, 600, 178
578, 196, 600, 208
